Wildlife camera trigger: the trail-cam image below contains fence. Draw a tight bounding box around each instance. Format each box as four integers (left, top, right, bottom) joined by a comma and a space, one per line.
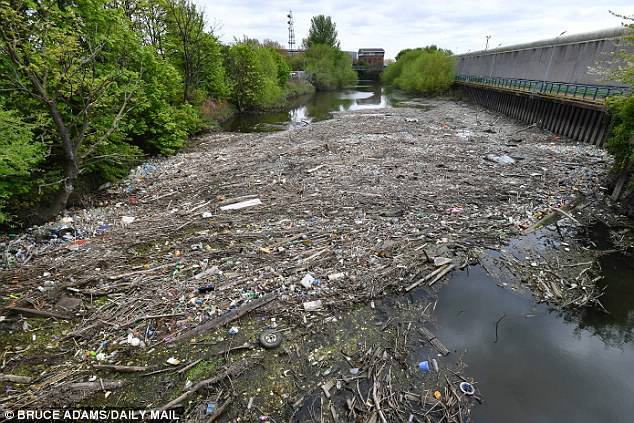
455, 74, 631, 101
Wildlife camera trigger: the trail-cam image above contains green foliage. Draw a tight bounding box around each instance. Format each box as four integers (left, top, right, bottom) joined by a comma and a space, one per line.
604, 15, 634, 191
305, 44, 357, 91
275, 53, 291, 86
225, 43, 292, 110
225, 44, 264, 111
285, 79, 316, 99
383, 47, 455, 95
606, 95, 634, 175
609, 13, 634, 87
0, 107, 45, 222
395, 45, 453, 62
162, 0, 228, 102
286, 52, 306, 71
304, 15, 339, 49
0, 0, 206, 222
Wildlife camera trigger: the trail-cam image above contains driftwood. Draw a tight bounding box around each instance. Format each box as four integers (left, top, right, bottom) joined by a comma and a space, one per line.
65, 380, 125, 391
428, 263, 456, 287
172, 293, 277, 343
524, 200, 582, 234
419, 327, 450, 355
207, 397, 231, 422
405, 263, 455, 292
0, 374, 32, 384
160, 360, 251, 410
4, 306, 71, 320
92, 365, 148, 373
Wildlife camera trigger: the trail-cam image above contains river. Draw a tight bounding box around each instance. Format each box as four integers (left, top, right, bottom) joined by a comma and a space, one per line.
223, 85, 634, 421
222, 80, 395, 132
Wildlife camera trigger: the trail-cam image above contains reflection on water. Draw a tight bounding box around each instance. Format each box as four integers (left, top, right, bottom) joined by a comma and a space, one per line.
431, 252, 634, 423
222, 81, 392, 132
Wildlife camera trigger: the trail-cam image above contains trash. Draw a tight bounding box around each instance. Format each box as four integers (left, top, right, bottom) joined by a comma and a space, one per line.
95, 352, 106, 362
405, 118, 419, 123
432, 358, 439, 372
446, 207, 464, 215
433, 390, 442, 400
194, 265, 219, 280
303, 300, 323, 311
197, 284, 215, 294
206, 403, 216, 414
202, 211, 213, 218
127, 333, 143, 347
228, 326, 239, 335
66, 239, 89, 250
459, 382, 475, 395
327, 272, 345, 281
95, 224, 113, 235
300, 273, 315, 289
418, 361, 430, 372
121, 216, 135, 225
485, 154, 515, 165
433, 257, 453, 267
258, 330, 283, 349
166, 357, 181, 366
349, 368, 360, 375
259, 417, 270, 422
220, 198, 262, 211
128, 194, 138, 205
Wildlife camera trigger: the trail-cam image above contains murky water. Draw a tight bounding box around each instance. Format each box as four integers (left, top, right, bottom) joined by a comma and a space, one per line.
431, 252, 634, 423
222, 81, 395, 132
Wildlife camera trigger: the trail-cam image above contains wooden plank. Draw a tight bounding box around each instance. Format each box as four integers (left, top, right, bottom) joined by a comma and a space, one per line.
419, 327, 450, 355
171, 292, 278, 343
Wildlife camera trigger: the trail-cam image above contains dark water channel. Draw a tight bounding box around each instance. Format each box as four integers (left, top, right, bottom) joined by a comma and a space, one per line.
432, 249, 634, 422
222, 81, 395, 132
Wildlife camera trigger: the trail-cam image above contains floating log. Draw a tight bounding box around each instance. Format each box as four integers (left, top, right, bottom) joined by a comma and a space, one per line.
4, 306, 72, 320
92, 365, 148, 373
172, 293, 277, 343
419, 327, 450, 356
0, 374, 32, 384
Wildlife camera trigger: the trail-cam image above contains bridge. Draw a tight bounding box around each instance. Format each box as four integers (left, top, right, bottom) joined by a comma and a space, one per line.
452, 27, 632, 146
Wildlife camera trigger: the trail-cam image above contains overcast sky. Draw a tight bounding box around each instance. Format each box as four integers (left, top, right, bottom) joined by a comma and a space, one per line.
196, 0, 634, 59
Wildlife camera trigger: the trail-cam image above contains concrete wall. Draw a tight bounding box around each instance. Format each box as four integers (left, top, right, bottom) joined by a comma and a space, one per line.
456, 27, 631, 86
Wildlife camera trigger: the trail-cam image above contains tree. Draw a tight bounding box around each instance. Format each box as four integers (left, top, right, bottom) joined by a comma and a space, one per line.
0, 0, 141, 217
305, 44, 357, 90
0, 107, 44, 222
225, 44, 263, 111
604, 13, 634, 196
303, 15, 339, 49
163, 0, 207, 102
383, 48, 455, 95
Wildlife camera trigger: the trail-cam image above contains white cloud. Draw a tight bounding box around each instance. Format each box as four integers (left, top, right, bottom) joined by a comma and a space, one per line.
195, 0, 634, 59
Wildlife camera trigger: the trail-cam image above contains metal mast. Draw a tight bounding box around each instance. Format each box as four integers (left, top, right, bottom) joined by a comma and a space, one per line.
287, 10, 296, 53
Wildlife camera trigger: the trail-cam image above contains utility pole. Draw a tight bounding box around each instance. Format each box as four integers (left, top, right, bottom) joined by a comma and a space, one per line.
485, 35, 491, 51
287, 10, 296, 53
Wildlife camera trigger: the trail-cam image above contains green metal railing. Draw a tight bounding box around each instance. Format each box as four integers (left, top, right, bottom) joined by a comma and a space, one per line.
455, 74, 631, 101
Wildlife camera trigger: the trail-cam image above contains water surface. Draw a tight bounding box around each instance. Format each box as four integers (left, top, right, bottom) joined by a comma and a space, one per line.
432, 254, 634, 423
222, 81, 393, 132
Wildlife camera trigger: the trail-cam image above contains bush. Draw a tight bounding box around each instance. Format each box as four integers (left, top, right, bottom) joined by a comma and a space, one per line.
383, 48, 455, 95
606, 95, 634, 182
0, 108, 45, 222
305, 44, 357, 91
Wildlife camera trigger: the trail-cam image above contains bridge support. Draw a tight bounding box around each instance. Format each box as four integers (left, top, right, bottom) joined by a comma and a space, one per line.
455, 82, 610, 146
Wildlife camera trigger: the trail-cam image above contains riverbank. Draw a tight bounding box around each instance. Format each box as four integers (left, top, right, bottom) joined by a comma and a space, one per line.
1, 100, 631, 420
